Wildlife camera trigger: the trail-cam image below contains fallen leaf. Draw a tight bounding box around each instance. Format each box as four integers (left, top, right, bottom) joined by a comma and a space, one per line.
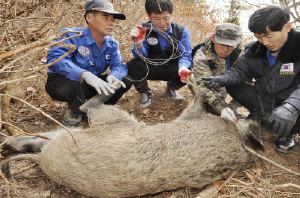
196, 183, 219, 197
142, 109, 150, 115
26, 87, 36, 94
253, 168, 263, 176
214, 180, 227, 193
159, 114, 164, 121
245, 171, 255, 183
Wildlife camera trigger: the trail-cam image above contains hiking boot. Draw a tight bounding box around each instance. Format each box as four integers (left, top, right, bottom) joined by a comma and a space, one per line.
62, 109, 82, 127
274, 134, 295, 153
140, 93, 152, 108
166, 85, 183, 101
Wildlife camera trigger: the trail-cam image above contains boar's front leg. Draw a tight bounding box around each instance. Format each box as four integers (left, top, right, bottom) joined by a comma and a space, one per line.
0, 132, 50, 156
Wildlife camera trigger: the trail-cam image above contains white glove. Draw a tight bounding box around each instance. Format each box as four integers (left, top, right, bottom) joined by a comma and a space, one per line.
106, 75, 126, 89
81, 72, 116, 95
221, 107, 237, 122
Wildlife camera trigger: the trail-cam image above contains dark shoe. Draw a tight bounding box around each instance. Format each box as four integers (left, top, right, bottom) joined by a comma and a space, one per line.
140, 93, 152, 108
166, 85, 183, 101
62, 109, 82, 127
274, 135, 295, 153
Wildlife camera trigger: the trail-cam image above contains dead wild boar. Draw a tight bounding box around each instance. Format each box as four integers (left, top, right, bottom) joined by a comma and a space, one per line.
0, 80, 261, 198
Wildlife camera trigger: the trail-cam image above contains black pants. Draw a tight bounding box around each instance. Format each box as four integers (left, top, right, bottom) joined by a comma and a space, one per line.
226, 82, 300, 134
45, 74, 132, 114
127, 58, 185, 94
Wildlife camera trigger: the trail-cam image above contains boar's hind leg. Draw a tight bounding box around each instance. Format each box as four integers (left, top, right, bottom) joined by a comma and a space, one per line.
0, 133, 47, 155
1, 154, 39, 178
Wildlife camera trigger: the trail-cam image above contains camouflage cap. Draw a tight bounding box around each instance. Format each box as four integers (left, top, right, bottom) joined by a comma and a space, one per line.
214, 23, 242, 47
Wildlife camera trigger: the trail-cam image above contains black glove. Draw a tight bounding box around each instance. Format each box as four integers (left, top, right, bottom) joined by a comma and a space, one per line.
266, 103, 299, 137
202, 76, 225, 91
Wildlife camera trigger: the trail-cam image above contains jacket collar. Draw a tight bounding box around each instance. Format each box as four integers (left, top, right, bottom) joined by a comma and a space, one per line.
84, 27, 95, 46
84, 27, 112, 49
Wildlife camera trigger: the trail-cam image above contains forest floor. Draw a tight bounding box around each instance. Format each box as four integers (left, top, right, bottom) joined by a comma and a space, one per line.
0, 75, 299, 198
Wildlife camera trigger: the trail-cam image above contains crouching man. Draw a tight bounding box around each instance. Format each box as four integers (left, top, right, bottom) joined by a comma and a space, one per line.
202, 6, 300, 153
45, 0, 132, 127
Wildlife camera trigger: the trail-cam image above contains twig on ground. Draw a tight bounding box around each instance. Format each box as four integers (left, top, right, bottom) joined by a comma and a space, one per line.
0, 75, 37, 86
273, 183, 300, 190
0, 121, 25, 134
245, 146, 300, 177
10, 163, 38, 176
0, 94, 77, 145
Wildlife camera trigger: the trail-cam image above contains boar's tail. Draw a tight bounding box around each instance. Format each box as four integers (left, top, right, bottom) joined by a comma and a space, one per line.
187, 75, 200, 98
186, 75, 205, 110
1, 154, 39, 178
176, 76, 205, 121
79, 81, 120, 113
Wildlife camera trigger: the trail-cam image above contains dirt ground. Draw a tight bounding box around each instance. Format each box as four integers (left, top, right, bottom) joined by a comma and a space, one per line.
0, 75, 299, 198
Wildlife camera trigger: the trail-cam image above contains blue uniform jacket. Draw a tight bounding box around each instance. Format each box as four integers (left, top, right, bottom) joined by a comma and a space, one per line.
47, 27, 128, 81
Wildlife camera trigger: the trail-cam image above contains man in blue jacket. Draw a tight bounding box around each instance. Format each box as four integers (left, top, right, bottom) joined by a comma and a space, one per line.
45, 0, 131, 127
127, 0, 193, 108
203, 6, 300, 153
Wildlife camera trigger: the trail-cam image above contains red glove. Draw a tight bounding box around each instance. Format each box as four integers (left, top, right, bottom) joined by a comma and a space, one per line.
130, 25, 147, 44
179, 67, 193, 83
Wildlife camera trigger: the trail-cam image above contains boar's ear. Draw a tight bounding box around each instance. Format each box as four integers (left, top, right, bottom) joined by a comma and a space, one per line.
236, 119, 264, 152
244, 133, 264, 152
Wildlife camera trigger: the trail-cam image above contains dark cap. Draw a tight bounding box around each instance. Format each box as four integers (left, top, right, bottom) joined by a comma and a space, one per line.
215, 23, 242, 47
85, 0, 126, 20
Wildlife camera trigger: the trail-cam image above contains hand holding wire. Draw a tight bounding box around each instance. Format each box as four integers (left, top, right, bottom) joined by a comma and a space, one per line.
179, 66, 193, 83
130, 25, 147, 45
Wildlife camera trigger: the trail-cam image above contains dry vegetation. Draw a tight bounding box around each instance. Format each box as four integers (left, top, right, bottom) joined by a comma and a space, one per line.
0, 0, 300, 198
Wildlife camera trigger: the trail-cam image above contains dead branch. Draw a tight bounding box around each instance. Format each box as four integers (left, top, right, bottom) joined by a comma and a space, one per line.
0, 121, 24, 134
0, 30, 77, 61
0, 75, 37, 86
0, 0, 83, 137
23, 41, 79, 77
10, 163, 38, 176
0, 121, 50, 140
52, 0, 82, 34
0, 94, 77, 145
245, 146, 300, 177
273, 183, 300, 190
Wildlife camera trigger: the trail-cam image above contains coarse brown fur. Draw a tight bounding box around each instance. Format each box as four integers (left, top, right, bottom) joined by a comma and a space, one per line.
0, 79, 260, 198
